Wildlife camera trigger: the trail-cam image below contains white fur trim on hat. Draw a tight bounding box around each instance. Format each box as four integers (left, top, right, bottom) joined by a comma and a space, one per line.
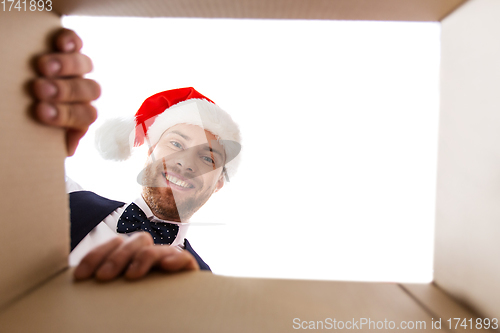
95, 117, 135, 161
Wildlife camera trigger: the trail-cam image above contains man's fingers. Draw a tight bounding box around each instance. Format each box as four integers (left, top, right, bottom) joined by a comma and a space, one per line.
54, 28, 83, 53
37, 53, 93, 78
125, 246, 200, 280
75, 234, 199, 282
35, 102, 97, 129
74, 237, 124, 280
33, 78, 101, 103
95, 233, 154, 281
160, 250, 200, 272
31, 28, 98, 156
34, 102, 95, 156
125, 246, 166, 280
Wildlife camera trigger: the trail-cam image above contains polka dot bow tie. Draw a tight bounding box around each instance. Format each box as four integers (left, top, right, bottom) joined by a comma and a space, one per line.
117, 203, 179, 245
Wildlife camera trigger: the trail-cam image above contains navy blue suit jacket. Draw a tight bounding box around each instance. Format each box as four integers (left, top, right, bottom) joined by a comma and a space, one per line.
69, 191, 211, 271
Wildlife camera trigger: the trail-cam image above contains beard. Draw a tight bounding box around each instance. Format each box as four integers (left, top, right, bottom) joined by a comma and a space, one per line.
142, 185, 181, 221
140, 159, 214, 221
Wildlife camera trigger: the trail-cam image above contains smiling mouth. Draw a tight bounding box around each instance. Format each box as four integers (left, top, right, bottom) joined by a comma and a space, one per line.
162, 173, 194, 189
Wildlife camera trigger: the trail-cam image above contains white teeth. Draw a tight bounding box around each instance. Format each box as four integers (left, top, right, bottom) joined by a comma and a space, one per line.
166, 175, 191, 188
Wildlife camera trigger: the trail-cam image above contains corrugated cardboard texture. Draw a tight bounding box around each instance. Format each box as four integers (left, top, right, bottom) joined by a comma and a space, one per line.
0, 10, 69, 310
52, 0, 467, 22
402, 284, 482, 333
0, 269, 436, 333
436, 0, 500, 319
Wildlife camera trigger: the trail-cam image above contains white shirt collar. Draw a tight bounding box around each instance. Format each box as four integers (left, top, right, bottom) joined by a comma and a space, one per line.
133, 196, 190, 247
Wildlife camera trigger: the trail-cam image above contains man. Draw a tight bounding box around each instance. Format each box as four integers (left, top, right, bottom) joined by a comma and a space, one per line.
70, 87, 241, 272
33, 29, 240, 281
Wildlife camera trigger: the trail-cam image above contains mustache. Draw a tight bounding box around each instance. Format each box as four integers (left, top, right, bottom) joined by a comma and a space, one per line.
137, 160, 187, 187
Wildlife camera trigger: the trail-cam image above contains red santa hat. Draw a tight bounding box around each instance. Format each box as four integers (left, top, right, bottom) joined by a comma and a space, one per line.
95, 87, 241, 178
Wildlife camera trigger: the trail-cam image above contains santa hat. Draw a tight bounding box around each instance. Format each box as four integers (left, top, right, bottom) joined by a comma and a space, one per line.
95, 87, 241, 179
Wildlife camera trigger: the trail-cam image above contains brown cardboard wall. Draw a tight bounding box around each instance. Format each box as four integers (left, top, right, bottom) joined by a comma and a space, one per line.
52, 0, 467, 22
0, 270, 439, 333
0, 10, 69, 310
435, 0, 500, 319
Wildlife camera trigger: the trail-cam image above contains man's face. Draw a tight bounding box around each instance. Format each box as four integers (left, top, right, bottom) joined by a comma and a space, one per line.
141, 123, 225, 221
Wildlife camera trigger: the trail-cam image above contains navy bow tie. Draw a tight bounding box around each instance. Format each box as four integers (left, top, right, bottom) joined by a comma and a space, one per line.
117, 203, 179, 245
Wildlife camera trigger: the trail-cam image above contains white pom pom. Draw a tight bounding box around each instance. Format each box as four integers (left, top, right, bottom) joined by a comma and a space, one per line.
95, 118, 135, 160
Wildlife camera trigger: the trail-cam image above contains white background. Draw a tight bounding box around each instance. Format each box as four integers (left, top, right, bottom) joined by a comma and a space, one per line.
63, 16, 440, 282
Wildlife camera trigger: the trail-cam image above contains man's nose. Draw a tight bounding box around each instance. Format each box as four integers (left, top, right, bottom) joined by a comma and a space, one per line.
174, 151, 196, 173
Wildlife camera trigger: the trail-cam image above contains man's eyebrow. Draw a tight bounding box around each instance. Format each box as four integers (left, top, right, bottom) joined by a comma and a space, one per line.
202, 144, 224, 159
167, 130, 191, 141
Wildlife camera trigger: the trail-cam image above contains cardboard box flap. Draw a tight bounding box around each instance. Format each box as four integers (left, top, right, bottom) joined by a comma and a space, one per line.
53, 0, 467, 22
0, 10, 69, 311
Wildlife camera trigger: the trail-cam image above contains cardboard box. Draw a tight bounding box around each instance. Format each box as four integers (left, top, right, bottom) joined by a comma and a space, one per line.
1, 0, 499, 331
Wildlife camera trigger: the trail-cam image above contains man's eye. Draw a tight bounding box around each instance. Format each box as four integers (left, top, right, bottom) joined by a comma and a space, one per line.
170, 141, 182, 149
202, 156, 215, 164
